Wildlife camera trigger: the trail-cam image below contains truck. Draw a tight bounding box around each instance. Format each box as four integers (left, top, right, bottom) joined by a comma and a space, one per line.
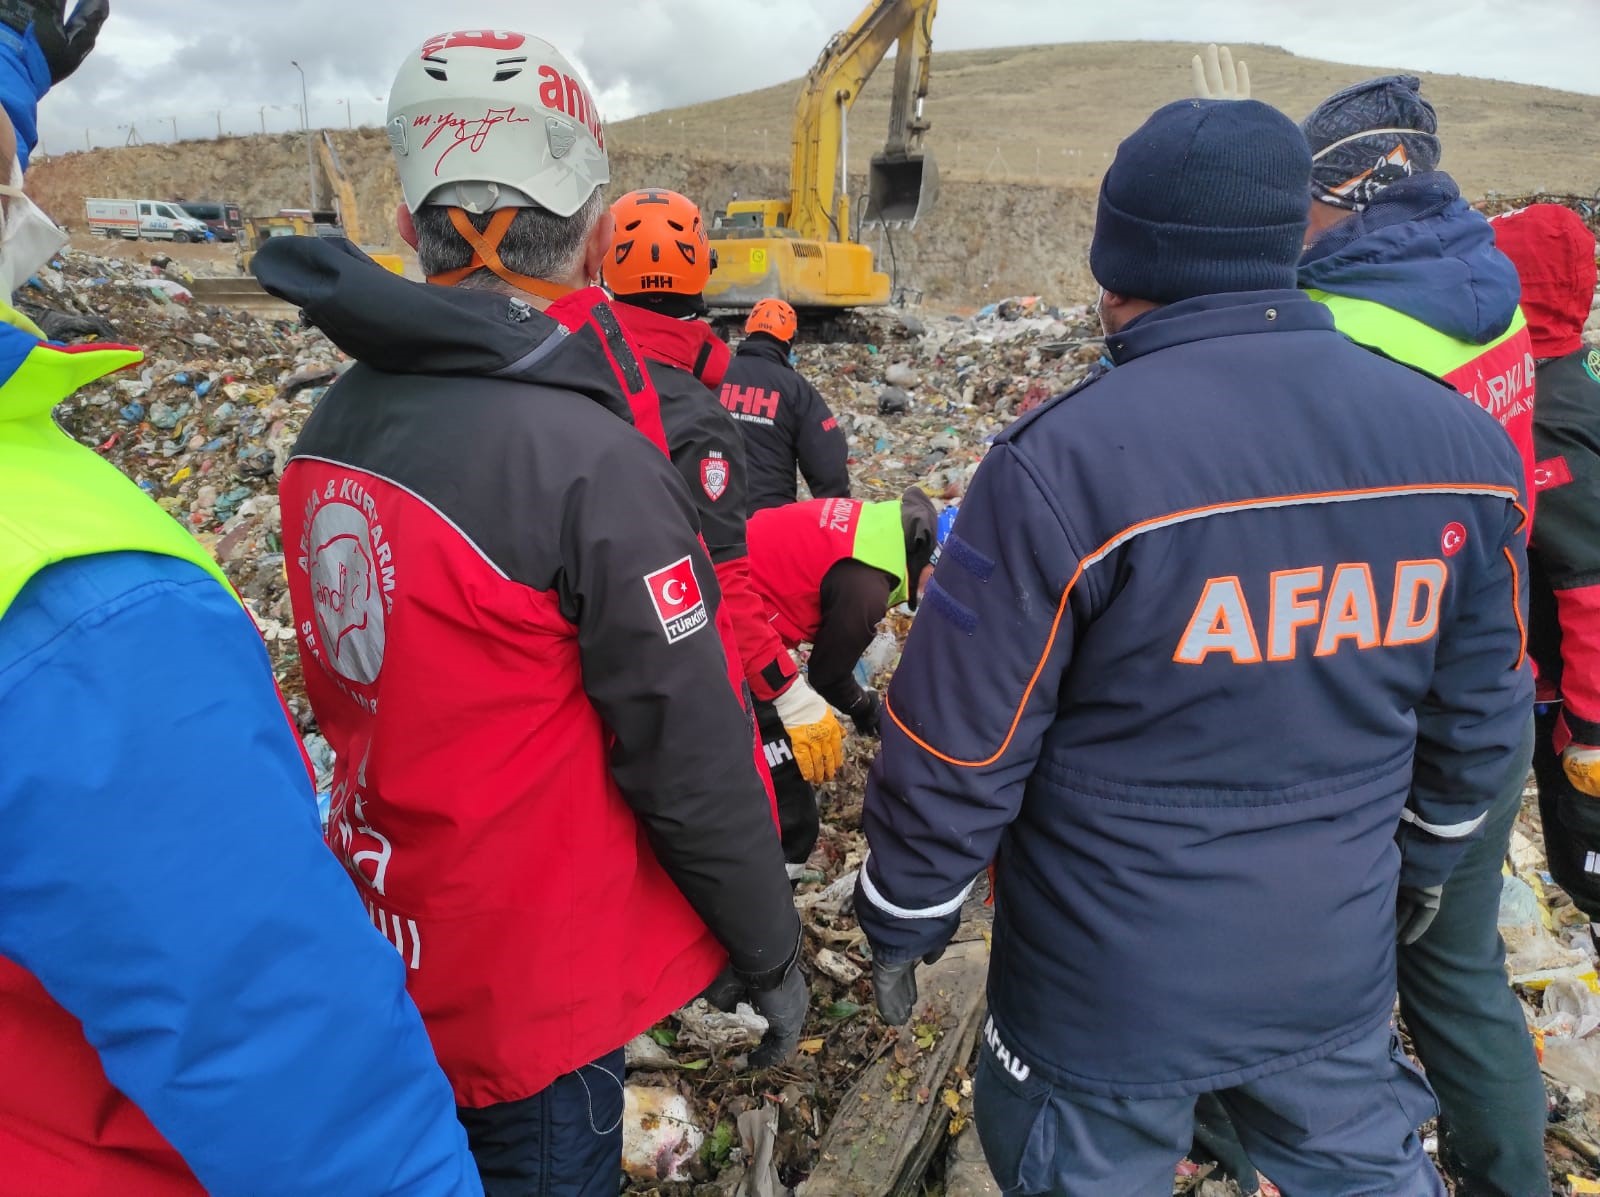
176, 199, 244, 242
84, 198, 211, 243
704, 0, 938, 318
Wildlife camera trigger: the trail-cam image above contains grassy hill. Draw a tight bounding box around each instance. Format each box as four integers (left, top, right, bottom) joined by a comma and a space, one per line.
29, 40, 1598, 306
609, 40, 1600, 197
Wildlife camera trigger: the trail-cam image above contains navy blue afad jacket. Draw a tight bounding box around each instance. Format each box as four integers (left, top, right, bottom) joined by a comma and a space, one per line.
857, 290, 1532, 1098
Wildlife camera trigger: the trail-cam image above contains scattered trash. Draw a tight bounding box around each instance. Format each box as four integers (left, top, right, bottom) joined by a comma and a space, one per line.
47, 246, 344, 722
877, 386, 912, 415
675, 998, 769, 1053
621, 1086, 703, 1183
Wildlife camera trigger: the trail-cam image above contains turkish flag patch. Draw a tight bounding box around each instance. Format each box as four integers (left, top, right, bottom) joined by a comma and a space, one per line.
644, 555, 709, 644
1535, 456, 1574, 491
701, 453, 729, 502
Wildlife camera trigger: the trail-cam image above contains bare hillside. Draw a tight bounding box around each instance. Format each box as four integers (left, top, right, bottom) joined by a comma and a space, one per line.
610, 40, 1600, 196
28, 40, 1598, 305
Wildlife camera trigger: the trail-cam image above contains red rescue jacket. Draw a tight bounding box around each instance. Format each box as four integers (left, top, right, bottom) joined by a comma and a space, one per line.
266, 243, 800, 1109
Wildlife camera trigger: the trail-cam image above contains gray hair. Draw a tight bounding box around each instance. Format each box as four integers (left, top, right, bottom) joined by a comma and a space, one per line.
413, 189, 605, 287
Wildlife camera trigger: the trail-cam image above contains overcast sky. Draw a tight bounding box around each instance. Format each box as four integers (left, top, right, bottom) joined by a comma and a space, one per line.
36, 0, 1600, 154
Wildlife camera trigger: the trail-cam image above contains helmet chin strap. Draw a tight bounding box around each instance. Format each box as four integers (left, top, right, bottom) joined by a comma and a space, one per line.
427, 207, 576, 303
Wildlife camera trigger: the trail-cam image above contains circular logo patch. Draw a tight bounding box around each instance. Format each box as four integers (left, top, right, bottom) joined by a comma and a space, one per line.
1441, 522, 1467, 557
308, 500, 387, 684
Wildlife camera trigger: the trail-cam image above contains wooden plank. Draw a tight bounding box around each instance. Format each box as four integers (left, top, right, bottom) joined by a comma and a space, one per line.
801, 939, 990, 1197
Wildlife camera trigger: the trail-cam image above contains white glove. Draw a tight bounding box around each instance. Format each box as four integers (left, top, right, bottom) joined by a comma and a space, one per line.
771, 675, 844, 785
1191, 44, 1250, 100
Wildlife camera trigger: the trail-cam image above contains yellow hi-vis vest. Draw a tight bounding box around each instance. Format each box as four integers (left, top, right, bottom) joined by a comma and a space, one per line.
0, 336, 232, 618
1308, 289, 1538, 511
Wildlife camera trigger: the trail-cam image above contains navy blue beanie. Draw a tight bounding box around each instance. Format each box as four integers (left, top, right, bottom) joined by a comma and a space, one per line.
1091, 99, 1312, 304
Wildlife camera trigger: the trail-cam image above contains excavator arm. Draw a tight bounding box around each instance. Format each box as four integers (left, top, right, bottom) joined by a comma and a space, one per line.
316, 131, 363, 245
788, 0, 938, 242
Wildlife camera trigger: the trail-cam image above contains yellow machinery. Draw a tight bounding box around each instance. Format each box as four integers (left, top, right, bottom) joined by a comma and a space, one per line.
315, 132, 406, 274
705, 0, 938, 313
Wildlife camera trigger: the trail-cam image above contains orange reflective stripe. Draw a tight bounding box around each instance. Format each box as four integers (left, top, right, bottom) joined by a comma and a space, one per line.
1505, 545, 1527, 670
426, 208, 575, 304
884, 480, 1525, 769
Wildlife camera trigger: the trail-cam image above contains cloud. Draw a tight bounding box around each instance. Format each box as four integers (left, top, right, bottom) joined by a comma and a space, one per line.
33, 0, 1600, 153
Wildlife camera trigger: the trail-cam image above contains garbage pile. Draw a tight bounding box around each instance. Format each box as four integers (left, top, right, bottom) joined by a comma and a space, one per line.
41, 247, 343, 714
802, 299, 1104, 505
1499, 800, 1600, 1190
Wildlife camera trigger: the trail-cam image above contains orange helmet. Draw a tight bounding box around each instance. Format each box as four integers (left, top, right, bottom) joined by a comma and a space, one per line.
606, 188, 714, 296
745, 298, 798, 342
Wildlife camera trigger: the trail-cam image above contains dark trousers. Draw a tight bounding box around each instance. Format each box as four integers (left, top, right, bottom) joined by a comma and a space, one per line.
754, 696, 818, 864
974, 1017, 1442, 1196
1398, 712, 1548, 1197
455, 1048, 625, 1197
1534, 706, 1600, 921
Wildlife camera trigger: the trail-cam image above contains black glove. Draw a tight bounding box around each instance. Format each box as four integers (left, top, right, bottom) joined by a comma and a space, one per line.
0, 0, 108, 83
1396, 884, 1443, 945
697, 966, 747, 1013
26, 307, 114, 342
846, 689, 881, 738
871, 947, 945, 1025
747, 961, 808, 1069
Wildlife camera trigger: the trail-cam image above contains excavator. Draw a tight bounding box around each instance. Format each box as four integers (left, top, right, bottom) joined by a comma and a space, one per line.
705, 0, 938, 315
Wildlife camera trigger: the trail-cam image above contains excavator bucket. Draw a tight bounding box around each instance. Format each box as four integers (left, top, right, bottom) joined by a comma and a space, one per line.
867, 149, 939, 228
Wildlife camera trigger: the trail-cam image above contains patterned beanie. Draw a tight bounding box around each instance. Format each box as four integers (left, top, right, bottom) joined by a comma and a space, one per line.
1301, 75, 1441, 210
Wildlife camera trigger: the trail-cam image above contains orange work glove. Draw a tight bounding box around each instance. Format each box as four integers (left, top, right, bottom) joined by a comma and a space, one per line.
771, 675, 844, 784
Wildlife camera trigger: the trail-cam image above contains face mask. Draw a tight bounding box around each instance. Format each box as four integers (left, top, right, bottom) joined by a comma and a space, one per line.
0, 157, 68, 302
788, 349, 799, 366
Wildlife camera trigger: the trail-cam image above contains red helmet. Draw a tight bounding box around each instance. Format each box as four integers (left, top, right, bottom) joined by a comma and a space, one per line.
605, 188, 714, 296
745, 298, 798, 342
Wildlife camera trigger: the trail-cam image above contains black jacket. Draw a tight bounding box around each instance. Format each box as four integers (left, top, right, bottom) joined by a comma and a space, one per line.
719, 335, 850, 514
1530, 348, 1600, 745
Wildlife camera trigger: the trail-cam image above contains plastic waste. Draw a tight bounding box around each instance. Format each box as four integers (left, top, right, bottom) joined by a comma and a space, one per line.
854, 630, 900, 688
621, 1087, 703, 1183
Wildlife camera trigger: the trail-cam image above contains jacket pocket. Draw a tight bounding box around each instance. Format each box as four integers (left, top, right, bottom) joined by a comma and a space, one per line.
974, 1037, 1056, 1193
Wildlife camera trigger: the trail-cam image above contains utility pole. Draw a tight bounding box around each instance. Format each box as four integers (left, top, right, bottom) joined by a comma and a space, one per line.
291, 59, 319, 211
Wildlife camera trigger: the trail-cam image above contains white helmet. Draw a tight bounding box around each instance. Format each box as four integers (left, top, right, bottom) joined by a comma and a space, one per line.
386, 30, 610, 218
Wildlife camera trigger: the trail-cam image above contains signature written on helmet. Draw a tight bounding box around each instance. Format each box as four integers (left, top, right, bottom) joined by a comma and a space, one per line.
416, 107, 532, 175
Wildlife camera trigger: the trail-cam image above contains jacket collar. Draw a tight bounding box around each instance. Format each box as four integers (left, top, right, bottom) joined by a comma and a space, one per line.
253, 236, 670, 455
611, 300, 731, 387
1106, 290, 1332, 366
735, 335, 792, 369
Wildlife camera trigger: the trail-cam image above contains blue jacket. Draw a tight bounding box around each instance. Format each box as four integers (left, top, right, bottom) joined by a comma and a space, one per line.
0, 552, 481, 1194
0, 36, 478, 1189
1299, 173, 1521, 345
857, 290, 1531, 1098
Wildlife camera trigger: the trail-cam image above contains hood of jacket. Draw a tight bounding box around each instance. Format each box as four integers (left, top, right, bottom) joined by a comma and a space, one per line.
253, 237, 669, 452
1490, 203, 1598, 359
1299, 173, 1522, 345
611, 300, 731, 387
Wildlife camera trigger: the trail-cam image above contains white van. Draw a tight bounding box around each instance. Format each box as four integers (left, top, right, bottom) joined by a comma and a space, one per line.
85, 197, 210, 243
